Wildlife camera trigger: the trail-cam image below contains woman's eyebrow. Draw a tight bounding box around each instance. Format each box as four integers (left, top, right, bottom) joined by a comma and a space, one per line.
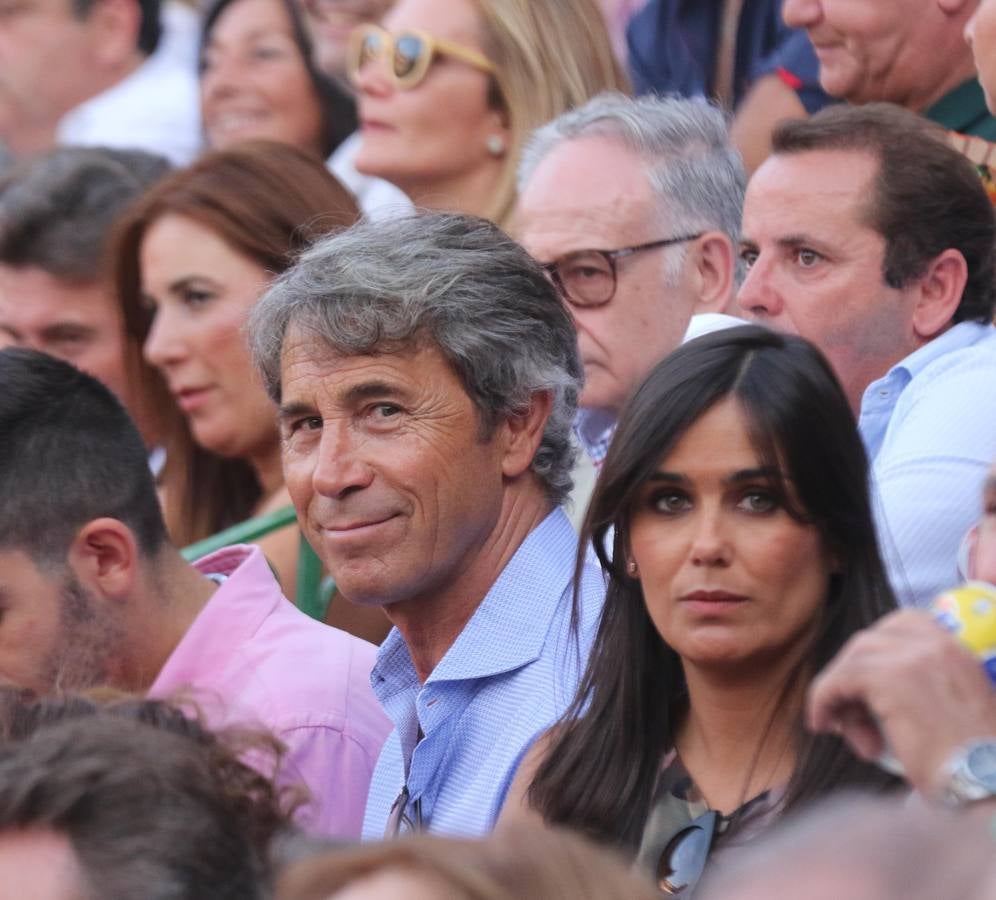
724, 466, 782, 485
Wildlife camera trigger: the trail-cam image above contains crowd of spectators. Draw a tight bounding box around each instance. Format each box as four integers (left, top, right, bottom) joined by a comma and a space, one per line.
1, 0, 996, 897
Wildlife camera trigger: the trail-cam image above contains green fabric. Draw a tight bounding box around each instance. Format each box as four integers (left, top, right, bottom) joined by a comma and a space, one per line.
295, 534, 330, 621
181, 505, 334, 622
180, 506, 299, 560
925, 78, 996, 141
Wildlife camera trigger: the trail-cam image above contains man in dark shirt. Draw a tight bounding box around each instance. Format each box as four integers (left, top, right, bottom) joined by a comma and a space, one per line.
627, 0, 834, 171
784, 0, 996, 141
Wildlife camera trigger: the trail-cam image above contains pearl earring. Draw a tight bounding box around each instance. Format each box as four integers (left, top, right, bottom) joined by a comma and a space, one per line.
486, 134, 506, 157
627, 559, 638, 577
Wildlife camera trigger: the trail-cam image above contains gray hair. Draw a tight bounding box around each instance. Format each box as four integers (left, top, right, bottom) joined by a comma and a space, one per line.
519, 92, 747, 282
250, 212, 583, 505
0, 146, 171, 281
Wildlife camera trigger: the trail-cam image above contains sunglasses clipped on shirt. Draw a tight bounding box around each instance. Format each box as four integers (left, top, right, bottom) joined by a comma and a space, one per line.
655, 808, 718, 896
384, 783, 424, 837
346, 23, 496, 91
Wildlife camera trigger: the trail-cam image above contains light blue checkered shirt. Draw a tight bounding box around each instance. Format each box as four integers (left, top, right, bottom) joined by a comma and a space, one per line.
860, 322, 996, 607
575, 407, 616, 469
361, 508, 605, 838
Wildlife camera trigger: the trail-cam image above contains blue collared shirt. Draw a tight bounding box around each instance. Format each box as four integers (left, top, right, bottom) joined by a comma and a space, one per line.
575, 407, 616, 470
859, 322, 996, 607
361, 508, 605, 838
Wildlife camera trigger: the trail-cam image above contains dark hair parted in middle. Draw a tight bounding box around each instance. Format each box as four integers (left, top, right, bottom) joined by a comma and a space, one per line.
772, 102, 996, 325
528, 326, 899, 848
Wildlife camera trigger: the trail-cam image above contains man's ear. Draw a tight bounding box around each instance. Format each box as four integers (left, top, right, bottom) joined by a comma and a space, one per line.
500, 389, 554, 479
689, 232, 736, 315
911, 248, 966, 341
65, 518, 141, 600
86, 0, 143, 69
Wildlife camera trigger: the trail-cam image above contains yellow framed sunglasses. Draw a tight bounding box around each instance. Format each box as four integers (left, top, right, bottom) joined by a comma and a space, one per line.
347, 23, 496, 90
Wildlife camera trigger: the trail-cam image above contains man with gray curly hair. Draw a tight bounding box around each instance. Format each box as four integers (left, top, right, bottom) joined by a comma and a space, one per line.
250, 211, 605, 839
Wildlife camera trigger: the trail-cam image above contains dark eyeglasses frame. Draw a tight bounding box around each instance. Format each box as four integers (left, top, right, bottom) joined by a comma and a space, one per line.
541, 233, 705, 309
384, 783, 424, 838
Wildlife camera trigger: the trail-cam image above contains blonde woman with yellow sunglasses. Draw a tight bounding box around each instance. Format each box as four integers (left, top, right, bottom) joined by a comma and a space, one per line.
343, 0, 629, 230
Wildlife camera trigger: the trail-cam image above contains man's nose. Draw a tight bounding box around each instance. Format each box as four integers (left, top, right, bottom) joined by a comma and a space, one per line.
736, 255, 783, 320
311, 422, 376, 499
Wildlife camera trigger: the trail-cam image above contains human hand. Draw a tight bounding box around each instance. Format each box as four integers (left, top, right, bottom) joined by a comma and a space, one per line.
807, 609, 996, 796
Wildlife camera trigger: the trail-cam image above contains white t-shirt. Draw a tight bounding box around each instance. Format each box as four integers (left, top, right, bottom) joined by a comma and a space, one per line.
56, 11, 202, 166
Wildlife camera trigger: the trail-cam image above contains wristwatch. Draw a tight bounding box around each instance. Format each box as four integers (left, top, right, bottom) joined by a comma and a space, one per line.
938, 739, 996, 807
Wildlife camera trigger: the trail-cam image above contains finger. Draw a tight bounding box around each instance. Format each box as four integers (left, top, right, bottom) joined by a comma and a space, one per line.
833, 702, 884, 761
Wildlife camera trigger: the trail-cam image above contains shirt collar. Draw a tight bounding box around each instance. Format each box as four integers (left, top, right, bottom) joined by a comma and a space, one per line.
925, 78, 991, 134
372, 508, 579, 691
56, 56, 152, 136
886, 321, 995, 381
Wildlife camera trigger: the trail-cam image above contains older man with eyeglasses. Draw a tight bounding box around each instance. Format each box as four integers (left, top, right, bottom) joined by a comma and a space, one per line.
515, 92, 747, 469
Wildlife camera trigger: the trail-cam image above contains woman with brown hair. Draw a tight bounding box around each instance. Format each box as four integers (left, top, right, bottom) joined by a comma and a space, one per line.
0, 692, 294, 899
344, 0, 630, 229
199, 0, 356, 159
113, 140, 388, 642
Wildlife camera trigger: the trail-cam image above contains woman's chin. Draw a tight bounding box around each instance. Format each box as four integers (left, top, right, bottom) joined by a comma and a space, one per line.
189, 423, 245, 461
354, 137, 407, 182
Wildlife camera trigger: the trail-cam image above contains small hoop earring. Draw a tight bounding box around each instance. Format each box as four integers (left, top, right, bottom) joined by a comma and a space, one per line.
486, 134, 506, 157
627, 559, 638, 577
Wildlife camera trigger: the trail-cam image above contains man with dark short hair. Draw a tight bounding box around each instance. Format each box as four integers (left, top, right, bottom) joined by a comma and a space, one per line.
0, 147, 168, 448
0, 348, 390, 837
0, 0, 200, 162
738, 103, 996, 607
250, 212, 605, 838
0, 713, 282, 899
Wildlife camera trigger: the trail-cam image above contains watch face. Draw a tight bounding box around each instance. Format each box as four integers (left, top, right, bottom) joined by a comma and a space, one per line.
967, 742, 996, 790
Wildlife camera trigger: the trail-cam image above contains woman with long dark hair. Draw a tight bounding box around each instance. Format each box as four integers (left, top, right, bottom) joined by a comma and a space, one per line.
504, 326, 900, 894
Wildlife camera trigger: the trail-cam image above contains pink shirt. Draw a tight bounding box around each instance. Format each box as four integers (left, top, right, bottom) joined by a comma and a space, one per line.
149, 544, 390, 838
